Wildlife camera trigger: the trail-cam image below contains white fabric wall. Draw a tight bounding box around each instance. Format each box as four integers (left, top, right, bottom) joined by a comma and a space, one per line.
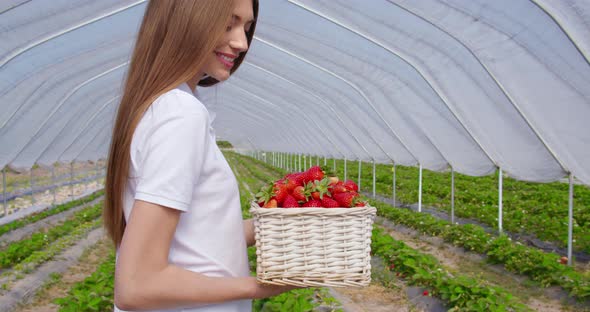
1, 0, 589, 186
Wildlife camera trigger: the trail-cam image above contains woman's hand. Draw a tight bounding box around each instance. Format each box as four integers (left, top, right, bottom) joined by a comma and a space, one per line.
244, 276, 302, 299
243, 219, 255, 247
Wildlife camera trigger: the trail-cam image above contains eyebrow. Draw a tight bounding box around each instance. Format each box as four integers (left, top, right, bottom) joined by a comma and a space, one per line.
233, 14, 256, 24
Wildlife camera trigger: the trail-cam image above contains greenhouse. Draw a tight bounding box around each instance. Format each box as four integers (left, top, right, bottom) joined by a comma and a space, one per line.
1, 0, 589, 311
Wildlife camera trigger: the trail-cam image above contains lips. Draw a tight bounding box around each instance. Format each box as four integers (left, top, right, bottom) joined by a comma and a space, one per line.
215, 51, 236, 69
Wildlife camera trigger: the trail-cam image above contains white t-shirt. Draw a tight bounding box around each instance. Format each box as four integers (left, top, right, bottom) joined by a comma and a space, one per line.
115, 83, 251, 312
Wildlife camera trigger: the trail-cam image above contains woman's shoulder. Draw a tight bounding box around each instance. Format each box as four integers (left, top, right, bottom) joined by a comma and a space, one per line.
150, 87, 209, 118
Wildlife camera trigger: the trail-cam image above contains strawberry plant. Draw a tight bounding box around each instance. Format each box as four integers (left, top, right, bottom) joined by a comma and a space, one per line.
0, 190, 104, 236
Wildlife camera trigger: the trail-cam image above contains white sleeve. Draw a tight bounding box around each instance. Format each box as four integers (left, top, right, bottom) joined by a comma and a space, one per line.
134, 97, 209, 212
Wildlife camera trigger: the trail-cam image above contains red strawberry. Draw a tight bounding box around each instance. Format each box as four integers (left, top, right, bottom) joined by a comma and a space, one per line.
292, 184, 312, 202
282, 195, 300, 208
333, 192, 359, 208
422, 290, 429, 296
321, 197, 340, 208
343, 180, 359, 192
273, 183, 289, 204
329, 182, 348, 195
291, 173, 306, 186
282, 178, 298, 192
292, 186, 306, 201
262, 198, 277, 208
255, 183, 275, 206
302, 199, 322, 207
304, 166, 325, 183
311, 192, 320, 200
309, 178, 331, 200
355, 201, 366, 207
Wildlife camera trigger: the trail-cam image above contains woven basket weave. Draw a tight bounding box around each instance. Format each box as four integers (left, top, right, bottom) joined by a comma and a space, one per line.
250, 202, 377, 287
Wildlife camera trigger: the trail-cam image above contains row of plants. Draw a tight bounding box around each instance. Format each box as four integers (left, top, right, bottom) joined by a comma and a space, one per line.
0, 203, 102, 269
54, 252, 116, 312
371, 200, 590, 299
333, 158, 590, 254
0, 189, 104, 236
1, 218, 101, 292
266, 153, 590, 254
250, 153, 590, 300
234, 152, 533, 310
371, 227, 528, 311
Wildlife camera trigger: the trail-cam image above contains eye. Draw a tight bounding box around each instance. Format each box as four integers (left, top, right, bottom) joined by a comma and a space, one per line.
226, 25, 232, 32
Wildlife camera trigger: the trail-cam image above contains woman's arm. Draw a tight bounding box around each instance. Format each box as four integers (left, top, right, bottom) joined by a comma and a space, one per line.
115, 200, 295, 311
243, 219, 255, 247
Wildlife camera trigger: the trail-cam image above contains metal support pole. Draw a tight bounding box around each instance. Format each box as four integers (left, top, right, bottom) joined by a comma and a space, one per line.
324, 156, 327, 166
498, 168, 503, 234
567, 173, 574, 266
451, 167, 455, 224
392, 163, 396, 206
344, 157, 347, 181
52, 166, 56, 207
303, 154, 307, 170
30, 167, 35, 205
357, 159, 362, 191
332, 158, 336, 173
3, 167, 6, 216
298, 154, 302, 172
372, 160, 376, 199
70, 162, 74, 198
418, 164, 423, 212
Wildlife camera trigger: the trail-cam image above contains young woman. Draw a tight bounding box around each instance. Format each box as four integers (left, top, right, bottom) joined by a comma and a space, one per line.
104, 1, 296, 311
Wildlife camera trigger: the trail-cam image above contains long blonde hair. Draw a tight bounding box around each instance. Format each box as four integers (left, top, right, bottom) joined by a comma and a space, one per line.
104, 0, 259, 247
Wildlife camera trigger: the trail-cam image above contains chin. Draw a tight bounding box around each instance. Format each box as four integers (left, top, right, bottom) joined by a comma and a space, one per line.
212, 71, 231, 82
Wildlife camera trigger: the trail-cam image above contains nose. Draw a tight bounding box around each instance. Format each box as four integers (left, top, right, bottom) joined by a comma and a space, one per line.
229, 31, 249, 53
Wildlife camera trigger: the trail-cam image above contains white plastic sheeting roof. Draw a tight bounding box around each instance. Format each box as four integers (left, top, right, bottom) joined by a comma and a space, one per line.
1, 0, 589, 185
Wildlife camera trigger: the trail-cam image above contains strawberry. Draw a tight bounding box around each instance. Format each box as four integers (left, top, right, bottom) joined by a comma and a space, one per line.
310, 178, 331, 200
321, 197, 340, 208
282, 195, 300, 208
333, 192, 359, 208
302, 199, 322, 207
292, 184, 312, 202
282, 178, 298, 192
329, 182, 348, 195
343, 180, 359, 192
354, 201, 366, 207
304, 166, 325, 183
311, 192, 320, 200
273, 182, 289, 204
255, 183, 274, 206
422, 290, 429, 296
262, 198, 277, 208
290, 173, 306, 186
328, 176, 339, 185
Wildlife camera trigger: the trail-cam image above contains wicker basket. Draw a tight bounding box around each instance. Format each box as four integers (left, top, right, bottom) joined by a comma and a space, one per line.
250, 202, 377, 287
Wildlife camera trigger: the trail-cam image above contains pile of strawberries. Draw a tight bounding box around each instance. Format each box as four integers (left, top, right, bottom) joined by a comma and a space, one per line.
255, 166, 366, 208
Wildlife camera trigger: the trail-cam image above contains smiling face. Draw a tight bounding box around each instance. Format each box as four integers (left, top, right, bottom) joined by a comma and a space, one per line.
200, 0, 254, 82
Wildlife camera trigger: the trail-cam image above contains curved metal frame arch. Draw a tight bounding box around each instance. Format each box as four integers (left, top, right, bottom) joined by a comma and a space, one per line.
5, 62, 128, 167
243, 61, 362, 160
390, 0, 569, 173
224, 81, 345, 157
288, 0, 490, 170
0, 0, 145, 67
254, 36, 400, 163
